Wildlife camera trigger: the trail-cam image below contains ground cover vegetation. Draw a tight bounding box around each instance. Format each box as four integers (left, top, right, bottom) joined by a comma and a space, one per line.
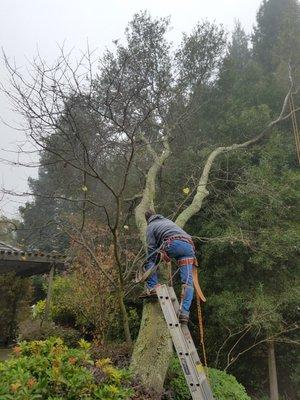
0, 0, 299, 398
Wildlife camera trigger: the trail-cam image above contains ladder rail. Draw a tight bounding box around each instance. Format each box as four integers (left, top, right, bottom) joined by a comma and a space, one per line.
168, 286, 202, 363
156, 285, 214, 400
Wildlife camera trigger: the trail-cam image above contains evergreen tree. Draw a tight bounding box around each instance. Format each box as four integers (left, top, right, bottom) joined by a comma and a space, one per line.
253, 0, 300, 72
199, 134, 299, 397
228, 21, 250, 72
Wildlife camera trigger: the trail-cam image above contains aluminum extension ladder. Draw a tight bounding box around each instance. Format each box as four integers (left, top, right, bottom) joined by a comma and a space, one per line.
156, 284, 214, 400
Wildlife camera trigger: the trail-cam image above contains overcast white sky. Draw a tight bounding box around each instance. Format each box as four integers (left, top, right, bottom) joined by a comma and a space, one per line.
0, 0, 262, 218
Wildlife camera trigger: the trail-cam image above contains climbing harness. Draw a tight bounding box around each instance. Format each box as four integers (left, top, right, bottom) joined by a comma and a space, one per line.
134, 235, 193, 283
136, 237, 206, 302
177, 257, 206, 303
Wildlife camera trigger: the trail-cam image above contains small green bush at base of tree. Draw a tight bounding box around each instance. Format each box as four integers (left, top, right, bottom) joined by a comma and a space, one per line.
165, 356, 251, 400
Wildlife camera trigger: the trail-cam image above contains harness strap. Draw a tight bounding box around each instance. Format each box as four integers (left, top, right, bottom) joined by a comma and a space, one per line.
181, 283, 193, 288
164, 235, 195, 249
192, 265, 206, 302
159, 248, 171, 263
178, 257, 197, 266
177, 257, 205, 301
162, 237, 195, 265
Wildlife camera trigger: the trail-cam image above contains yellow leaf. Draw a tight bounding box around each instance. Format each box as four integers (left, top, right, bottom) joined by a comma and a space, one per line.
123, 225, 129, 230
81, 185, 88, 192
96, 358, 112, 368
78, 338, 91, 350
183, 187, 190, 195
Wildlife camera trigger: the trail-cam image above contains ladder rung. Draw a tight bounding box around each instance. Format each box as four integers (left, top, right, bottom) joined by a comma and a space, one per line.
156, 285, 214, 400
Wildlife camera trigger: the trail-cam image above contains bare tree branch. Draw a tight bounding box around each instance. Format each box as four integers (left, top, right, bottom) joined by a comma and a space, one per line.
134, 130, 172, 244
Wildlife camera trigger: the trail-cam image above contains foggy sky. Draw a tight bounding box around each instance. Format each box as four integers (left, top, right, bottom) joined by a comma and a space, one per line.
0, 0, 262, 218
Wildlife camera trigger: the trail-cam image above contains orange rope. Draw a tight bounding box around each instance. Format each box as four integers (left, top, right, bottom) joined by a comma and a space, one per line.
195, 266, 209, 382
168, 258, 209, 380
289, 95, 300, 164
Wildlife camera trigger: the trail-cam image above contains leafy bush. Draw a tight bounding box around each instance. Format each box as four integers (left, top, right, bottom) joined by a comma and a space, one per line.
32, 246, 119, 340
208, 368, 251, 400
32, 279, 79, 326
0, 337, 133, 400
166, 356, 251, 400
107, 306, 141, 342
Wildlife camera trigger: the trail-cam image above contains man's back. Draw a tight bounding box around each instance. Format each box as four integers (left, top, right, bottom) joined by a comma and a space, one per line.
146, 214, 191, 251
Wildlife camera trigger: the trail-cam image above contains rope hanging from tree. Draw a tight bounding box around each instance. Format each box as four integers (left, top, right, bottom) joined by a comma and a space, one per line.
289, 93, 300, 164
168, 260, 210, 379
196, 294, 209, 376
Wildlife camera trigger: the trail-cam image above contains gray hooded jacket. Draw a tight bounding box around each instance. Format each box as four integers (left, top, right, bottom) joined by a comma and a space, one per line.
146, 214, 191, 264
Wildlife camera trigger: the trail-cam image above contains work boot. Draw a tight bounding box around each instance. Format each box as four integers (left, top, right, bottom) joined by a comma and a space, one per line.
178, 311, 189, 325
139, 284, 161, 299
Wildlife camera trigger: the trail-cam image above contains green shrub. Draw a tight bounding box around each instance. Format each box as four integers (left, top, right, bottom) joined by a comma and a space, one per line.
208, 368, 251, 400
0, 337, 133, 400
166, 356, 251, 400
33, 274, 118, 340
32, 285, 76, 326
107, 307, 141, 342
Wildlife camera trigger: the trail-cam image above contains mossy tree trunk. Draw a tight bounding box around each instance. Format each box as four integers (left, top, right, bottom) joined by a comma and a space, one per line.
131, 302, 173, 392
131, 133, 173, 392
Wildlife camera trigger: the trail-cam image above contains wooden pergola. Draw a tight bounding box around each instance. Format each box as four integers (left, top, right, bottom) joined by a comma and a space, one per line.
0, 243, 66, 277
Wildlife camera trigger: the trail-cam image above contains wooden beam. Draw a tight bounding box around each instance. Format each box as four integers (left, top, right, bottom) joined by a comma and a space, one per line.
0, 250, 66, 277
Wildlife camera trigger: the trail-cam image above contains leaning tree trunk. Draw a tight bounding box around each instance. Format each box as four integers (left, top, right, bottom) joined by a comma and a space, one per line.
131, 134, 173, 394
268, 339, 279, 400
131, 301, 173, 391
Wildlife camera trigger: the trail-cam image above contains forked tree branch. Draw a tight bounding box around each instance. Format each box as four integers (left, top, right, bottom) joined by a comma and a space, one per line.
134, 130, 172, 245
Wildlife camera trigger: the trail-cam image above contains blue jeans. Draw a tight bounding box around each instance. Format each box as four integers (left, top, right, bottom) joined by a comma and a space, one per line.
146, 240, 194, 315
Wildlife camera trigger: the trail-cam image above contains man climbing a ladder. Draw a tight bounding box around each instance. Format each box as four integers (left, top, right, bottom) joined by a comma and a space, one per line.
140, 209, 199, 324
139, 211, 214, 400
